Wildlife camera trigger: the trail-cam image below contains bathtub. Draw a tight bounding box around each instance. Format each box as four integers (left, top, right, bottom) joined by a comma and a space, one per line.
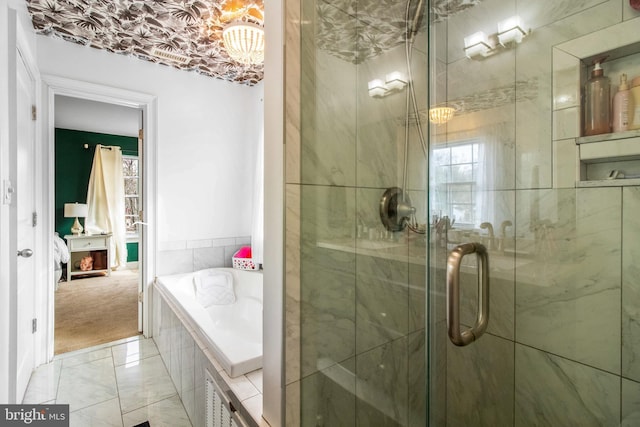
155, 268, 262, 378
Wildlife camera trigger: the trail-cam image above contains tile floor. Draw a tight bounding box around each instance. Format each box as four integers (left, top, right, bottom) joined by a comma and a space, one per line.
22, 335, 192, 427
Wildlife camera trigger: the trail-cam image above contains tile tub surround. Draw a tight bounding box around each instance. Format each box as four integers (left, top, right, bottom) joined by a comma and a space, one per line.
157, 236, 252, 276
22, 336, 192, 427
153, 282, 267, 427
155, 269, 263, 378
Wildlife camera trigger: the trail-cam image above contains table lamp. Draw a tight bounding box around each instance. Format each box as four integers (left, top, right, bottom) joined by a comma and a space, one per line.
64, 202, 88, 235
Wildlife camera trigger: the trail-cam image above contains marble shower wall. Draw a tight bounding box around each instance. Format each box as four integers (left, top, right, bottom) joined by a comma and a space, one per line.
287, 0, 428, 425
435, 0, 640, 426
287, 0, 640, 426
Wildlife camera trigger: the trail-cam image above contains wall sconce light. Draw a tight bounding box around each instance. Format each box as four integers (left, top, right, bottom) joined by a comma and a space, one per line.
497, 16, 527, 46
385, 71, 408, 91
429, 106, 455, 124
368, 72, 408, 98
464, 17, 529, 60
368, 79, 388, 98
464, 31, 492, 59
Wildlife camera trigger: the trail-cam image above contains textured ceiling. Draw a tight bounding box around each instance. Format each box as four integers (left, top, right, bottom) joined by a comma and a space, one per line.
26, 0, 264, 85
25, 0, 480, 85
317, 0, 483, 64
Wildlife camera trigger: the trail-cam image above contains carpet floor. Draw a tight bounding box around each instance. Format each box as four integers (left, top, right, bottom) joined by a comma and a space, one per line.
55, 269, 140, 355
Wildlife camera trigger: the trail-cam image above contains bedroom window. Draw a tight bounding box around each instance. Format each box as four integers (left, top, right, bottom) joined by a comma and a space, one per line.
431, 141, 479, 227
123, 155, 140, 234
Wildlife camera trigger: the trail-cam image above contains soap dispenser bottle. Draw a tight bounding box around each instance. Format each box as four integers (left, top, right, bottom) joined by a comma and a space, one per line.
629, 76, 640, 130
612, 74, 630, 133
584, 60, 611, 136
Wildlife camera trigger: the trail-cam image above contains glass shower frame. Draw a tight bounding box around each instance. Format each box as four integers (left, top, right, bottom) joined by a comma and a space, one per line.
426, 1, 640, 426
285, 0, 640, 425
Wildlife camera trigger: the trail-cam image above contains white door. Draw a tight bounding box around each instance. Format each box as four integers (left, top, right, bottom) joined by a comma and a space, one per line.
14, 49, 37, 401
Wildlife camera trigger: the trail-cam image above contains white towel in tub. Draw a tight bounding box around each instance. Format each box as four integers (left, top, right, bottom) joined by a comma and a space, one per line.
193, 270, 235, 306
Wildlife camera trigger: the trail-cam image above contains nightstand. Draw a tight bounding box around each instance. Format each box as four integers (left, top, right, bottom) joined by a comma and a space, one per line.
64, 234, 112, 281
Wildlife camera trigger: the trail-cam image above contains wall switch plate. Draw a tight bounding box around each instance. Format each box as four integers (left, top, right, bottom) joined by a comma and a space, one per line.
3, 179, 14, 205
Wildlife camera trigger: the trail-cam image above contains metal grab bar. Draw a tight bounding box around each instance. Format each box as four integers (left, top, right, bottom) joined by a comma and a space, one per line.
446, 242, 490, 346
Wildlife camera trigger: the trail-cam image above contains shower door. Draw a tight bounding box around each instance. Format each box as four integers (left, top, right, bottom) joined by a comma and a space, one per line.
427, 1, 640, 426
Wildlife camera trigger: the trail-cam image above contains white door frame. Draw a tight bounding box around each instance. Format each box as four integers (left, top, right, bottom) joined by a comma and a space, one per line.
40, 75, 158, 362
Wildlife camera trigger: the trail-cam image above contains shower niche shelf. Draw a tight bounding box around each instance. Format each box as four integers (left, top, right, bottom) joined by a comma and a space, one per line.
553, 17, 640, 188
577, 129, 640, 187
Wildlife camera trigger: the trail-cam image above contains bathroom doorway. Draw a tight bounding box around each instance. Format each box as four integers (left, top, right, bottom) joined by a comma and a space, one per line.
53, 96, 143, 354
42, 76, 158, 360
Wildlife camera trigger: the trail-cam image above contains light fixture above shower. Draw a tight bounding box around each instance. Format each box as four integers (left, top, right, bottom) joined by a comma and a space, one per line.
464, 16, 530, 60
368, 71, 408, 98
497, 16, 527, 45
464, 31, 493, 59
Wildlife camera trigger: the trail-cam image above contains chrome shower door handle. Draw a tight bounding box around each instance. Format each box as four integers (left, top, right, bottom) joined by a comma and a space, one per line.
446, 242, 490, 346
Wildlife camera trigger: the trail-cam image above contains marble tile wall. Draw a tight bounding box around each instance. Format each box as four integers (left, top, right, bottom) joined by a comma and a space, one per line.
515, 188, 622, 373
286, 0, 640, 426
623, 187, 640, 382
515, 344, 620, 426
446, 333, 515, 426
355, 255, 409, 354
437, 1, 640, 426
288, 0, 429, 423
355, 337, 409, 426
156, 236, 251, 276
299, 185, 356, 378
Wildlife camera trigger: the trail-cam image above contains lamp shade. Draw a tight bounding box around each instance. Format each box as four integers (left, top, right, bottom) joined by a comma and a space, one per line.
64, 203, 88, 218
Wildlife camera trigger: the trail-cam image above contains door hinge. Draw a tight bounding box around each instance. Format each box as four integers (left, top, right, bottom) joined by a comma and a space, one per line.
2, 179, 14, 205
32, 318, 37, 334
138, 129, 144, 139
138, 291, 143, 303
31, 105, 36, 121
32, 211, 37, 227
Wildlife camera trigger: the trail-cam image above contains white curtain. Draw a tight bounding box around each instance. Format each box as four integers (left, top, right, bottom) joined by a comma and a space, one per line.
251, 125, 264, 266
85, 144, 128, 269
476, 123, 510, 225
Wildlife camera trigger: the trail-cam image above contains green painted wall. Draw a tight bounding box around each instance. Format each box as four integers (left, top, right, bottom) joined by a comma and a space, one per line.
55, 128, 139, 262
127, 242, 139, 262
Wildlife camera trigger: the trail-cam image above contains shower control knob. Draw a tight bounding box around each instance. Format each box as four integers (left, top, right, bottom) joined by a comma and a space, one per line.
17, 248, 33, 258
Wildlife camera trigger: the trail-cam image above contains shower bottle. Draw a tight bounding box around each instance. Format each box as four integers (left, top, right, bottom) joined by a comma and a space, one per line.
584, 60, 611, 136
612, 74, 629, 133
629, 76, 640, 130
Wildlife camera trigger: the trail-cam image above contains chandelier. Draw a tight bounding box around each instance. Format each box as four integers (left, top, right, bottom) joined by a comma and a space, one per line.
222, 20, 264, 65
428, 106, 455, 124
208, 3, 265, 65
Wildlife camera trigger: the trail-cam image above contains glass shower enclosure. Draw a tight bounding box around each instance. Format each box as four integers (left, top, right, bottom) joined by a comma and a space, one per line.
284, 0, 640, 425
